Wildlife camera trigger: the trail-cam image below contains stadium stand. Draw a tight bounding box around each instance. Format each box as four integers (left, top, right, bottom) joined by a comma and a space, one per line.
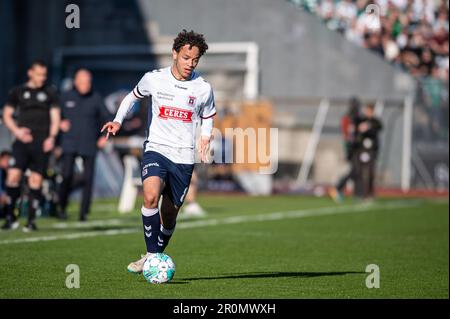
290, 0, 449, 81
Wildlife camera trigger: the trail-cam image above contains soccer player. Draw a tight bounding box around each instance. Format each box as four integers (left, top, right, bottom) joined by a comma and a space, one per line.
101, 30, 216, 273
2, 60, 60, 231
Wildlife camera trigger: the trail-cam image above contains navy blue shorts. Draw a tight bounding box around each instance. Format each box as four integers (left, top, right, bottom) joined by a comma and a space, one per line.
141, 151, 194, 207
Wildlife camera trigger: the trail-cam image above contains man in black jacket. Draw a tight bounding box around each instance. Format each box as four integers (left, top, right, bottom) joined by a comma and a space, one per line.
353, 103, 383, 200
58, 69, 112, 221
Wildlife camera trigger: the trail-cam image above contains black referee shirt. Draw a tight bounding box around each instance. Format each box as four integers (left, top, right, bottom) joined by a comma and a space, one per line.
6, 84, 59, 140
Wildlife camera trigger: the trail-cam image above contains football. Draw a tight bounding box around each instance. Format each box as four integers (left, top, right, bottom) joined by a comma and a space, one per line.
142, 253, 176, 284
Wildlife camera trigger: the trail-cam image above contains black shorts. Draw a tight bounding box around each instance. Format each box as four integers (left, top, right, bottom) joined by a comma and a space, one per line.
11, 140, 50, 176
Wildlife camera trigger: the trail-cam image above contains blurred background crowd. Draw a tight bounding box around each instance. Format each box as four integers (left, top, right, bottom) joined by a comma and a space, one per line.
298, 0, 449, 81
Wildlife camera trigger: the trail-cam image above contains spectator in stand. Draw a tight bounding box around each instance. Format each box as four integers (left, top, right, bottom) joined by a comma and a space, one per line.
365, 31, 385, 56
318, 0, 336, 23
336, 0, 358, 32
312, 0, 449, 80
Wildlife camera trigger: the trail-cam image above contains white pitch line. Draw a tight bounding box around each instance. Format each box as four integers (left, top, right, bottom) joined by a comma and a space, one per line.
0, 228, 138, 245
0, 200, 419, 245
52, 218, 128, 229
176, 200, 419, 229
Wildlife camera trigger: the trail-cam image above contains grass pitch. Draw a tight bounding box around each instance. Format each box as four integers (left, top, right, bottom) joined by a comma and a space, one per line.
0, 195, 447, 298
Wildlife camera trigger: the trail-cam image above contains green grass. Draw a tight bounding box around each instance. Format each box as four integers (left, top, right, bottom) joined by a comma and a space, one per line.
0, 195, 447, 298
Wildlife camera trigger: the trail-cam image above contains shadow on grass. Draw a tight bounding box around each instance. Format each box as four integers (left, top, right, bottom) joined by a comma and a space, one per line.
178, 271, 365, 283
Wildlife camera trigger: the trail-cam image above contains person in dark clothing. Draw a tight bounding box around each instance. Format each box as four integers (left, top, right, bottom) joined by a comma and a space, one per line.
1, 60, 61, 231
329, 96, 360, 203
352, 103, 383, 200
57, 69, 112, 221
0, 151, 12, 219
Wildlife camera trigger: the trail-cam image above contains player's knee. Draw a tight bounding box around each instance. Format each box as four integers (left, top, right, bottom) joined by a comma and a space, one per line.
6, 177, 20, 187
28, 174, 43, 189
143, 191, 159, 208
6, 170, 22, 187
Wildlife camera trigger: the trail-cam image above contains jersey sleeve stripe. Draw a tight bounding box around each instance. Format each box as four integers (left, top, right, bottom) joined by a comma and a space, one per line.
201, 112, 216, 119
133, 87, 144, 99
135, 86, 145, 97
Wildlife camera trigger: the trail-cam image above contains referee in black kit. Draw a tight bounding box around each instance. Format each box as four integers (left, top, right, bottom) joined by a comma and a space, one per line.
2, 60, 60, 231
57, 69, 112, 221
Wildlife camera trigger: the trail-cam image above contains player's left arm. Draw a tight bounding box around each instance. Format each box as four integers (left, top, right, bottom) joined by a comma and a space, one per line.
199, 87, 216, 163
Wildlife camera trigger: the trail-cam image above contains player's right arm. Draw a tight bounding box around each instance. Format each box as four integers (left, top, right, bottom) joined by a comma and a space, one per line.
101, 72, 152, 139
2, 89, 33, 144
3, 105, 32, 143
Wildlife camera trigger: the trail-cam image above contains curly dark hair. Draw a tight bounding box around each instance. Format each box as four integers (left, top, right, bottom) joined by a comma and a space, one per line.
172, 29, 208, 56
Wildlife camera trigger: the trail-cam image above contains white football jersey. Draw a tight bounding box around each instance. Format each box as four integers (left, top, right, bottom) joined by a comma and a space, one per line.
115, 67, 216, 164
